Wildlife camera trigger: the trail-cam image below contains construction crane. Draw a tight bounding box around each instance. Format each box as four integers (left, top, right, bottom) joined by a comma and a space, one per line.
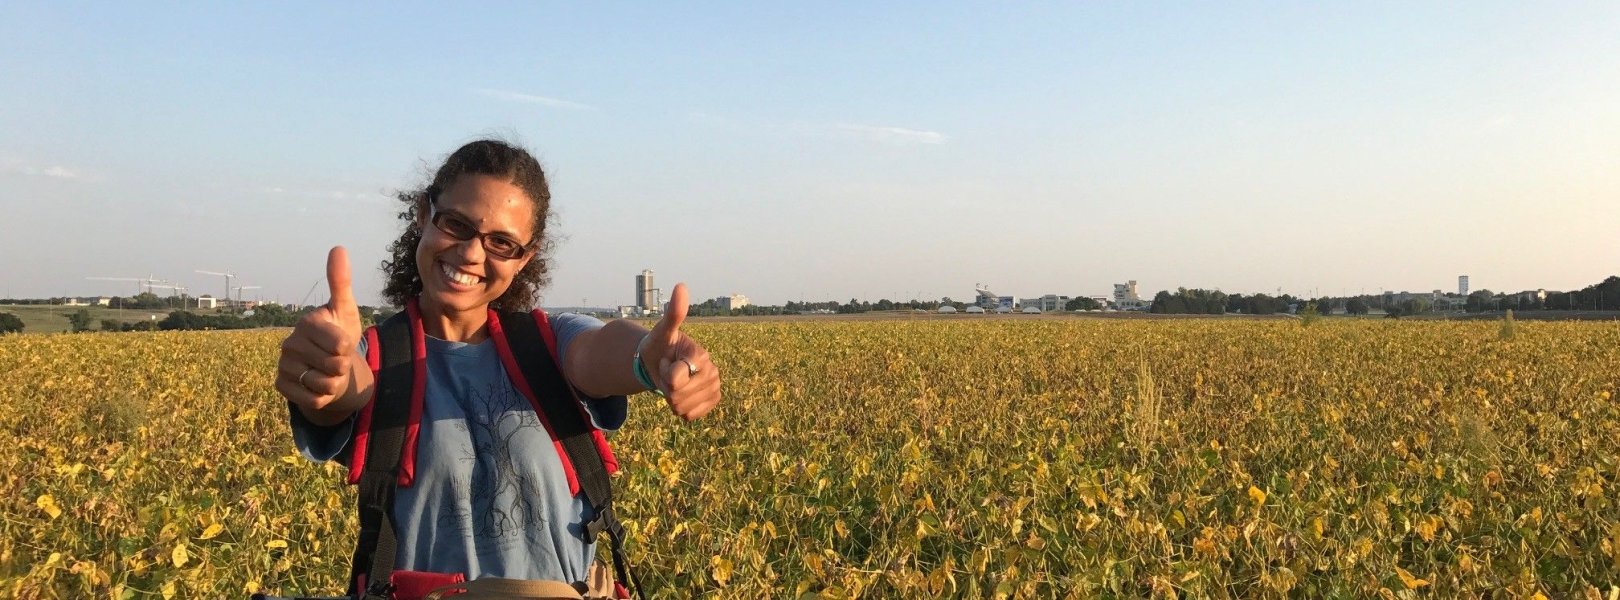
148, 283, 190, 309
86, 275, 169, 296
298, 278, 322, 309
196, 269, 237, 303
86, 276, 146, 296
233, 285, 262, 306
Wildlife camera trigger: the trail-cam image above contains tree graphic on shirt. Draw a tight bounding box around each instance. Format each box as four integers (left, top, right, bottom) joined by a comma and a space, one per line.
458, 381, 549, 544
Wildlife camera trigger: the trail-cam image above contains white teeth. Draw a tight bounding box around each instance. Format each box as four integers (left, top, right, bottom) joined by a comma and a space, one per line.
441, 262, 481, 287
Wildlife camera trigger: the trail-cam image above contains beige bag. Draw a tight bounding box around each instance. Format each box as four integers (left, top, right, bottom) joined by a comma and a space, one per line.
424, 562, 618, 600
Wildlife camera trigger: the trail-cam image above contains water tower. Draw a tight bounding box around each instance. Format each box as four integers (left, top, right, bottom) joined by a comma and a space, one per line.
635, 270, 659, 312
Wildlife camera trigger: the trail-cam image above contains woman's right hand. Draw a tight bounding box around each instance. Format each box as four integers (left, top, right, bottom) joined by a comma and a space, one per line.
275, 246, 372, 426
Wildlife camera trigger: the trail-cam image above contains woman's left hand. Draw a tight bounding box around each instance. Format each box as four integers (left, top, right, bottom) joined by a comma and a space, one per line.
640, 283, 722, 421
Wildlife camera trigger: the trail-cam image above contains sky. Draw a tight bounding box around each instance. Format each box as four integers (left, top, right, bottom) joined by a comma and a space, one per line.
2, 2, 1617, 308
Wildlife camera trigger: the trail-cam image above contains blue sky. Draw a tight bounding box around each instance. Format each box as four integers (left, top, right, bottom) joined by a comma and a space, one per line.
3, 3, 1617, 306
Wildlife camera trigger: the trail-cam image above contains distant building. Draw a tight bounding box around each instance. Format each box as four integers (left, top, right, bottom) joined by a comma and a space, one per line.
635, 270, 658, 313
974, 285, 999, 309
197, 295, 218, 309
1459, 275, 1469, 297
1022, 294, 1070, 312
95, 297, 111, 306
1114, 280, 1146, 309
717, 294, 750, 311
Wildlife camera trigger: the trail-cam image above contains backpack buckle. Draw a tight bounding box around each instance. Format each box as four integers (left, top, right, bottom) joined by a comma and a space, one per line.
583, 503, 618, 540
362, 580, 393, 600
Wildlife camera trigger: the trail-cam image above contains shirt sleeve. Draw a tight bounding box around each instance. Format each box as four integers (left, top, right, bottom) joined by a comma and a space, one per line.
552, 312, 629, 432
285, 335, 363, 463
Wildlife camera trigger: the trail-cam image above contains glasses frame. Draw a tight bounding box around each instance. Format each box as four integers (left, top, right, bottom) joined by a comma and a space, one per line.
426, 203, 536, 261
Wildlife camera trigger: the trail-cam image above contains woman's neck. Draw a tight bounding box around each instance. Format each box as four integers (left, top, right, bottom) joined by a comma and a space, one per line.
418, 299, 489, 343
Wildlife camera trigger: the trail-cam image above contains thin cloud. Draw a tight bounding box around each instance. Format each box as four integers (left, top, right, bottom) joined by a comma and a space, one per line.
3, 161, 84, 179
254, 186, 389, 204
473, 88, 599, 111
688, 114, 949, 146
835, 123, 947, 145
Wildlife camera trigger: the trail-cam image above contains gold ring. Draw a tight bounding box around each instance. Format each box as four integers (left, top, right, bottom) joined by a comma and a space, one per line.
298, 368, 314, 390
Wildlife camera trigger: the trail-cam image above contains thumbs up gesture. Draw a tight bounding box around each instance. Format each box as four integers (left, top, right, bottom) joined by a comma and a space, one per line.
276, 246, 371, 424
638, 283, 722, 421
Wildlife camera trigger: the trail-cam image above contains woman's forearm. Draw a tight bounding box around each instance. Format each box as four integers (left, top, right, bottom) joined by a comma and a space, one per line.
565, 318, 653, 398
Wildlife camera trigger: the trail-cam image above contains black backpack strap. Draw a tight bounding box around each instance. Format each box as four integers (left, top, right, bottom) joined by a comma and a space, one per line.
348, 311, 415, 599
499, 310, 643, 598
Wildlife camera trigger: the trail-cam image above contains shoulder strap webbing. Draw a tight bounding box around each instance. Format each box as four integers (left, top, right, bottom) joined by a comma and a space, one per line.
349, 309, 415, 599
497, 309, 642, 599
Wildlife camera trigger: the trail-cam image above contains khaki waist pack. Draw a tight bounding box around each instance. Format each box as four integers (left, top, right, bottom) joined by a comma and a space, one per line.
425, 564, 617, 600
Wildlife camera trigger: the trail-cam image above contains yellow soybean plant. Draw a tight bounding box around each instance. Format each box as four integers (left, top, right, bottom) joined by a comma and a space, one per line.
2, 319, 1618, 598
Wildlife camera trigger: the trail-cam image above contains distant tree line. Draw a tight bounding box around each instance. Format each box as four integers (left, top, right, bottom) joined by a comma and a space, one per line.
1531, 276, 1620, 311
39, 302, 392, 333
1065, 297, 1104, 311
1147, 289, 1305, 315
1152, 274, 1620, 318
0, 292, 198, 309
154, 303, 391, 331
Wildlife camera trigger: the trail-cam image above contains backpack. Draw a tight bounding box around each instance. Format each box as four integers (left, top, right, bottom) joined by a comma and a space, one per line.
345, 299, 639, 600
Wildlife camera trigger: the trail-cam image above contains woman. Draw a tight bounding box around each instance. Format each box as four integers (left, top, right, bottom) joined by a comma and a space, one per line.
275, 139, 721, 591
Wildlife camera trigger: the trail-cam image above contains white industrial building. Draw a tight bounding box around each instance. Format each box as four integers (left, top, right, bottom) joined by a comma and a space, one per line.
1113, 280, 1147, 309
717, 294, 750, 311
1022, 295, 1070, 312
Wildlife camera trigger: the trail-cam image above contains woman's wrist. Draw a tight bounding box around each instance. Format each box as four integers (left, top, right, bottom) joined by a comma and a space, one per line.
631, 333, 664, 396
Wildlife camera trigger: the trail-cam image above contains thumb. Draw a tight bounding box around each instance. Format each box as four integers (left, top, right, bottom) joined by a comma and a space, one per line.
326, 246, 360, 331
650, 282, 689, 347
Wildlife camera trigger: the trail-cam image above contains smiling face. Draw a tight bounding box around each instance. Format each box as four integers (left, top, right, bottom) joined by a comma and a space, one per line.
414, 174, 538, 316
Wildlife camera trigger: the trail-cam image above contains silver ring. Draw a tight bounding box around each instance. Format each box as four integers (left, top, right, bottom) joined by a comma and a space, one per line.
681, 359, 698, 377
298, 368, 314, 390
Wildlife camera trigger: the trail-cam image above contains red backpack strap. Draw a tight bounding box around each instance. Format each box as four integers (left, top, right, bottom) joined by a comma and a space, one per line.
529, 309, 619, 475
344, 301, 427, 598
346, 325, 382, 485
489, 307, 639, 598
346, 301, 427, 488
487, 310, 583, 494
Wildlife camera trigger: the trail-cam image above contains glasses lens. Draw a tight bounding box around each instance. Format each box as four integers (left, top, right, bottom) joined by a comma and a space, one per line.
433, 212, 475, 240
486, 237, 522, 259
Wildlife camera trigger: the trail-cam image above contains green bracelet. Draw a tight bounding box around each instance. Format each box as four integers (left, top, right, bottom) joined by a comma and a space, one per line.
632, 335, 664, 397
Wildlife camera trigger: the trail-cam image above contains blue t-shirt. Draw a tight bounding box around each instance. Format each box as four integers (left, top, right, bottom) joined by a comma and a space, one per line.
288, 313, 628, 584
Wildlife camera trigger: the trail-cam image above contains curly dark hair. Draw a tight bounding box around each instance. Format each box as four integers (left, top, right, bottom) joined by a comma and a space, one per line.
380, 139, 555, 312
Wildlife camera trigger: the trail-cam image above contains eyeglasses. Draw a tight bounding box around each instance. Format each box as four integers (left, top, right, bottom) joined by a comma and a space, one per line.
428, 206, 534, 260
